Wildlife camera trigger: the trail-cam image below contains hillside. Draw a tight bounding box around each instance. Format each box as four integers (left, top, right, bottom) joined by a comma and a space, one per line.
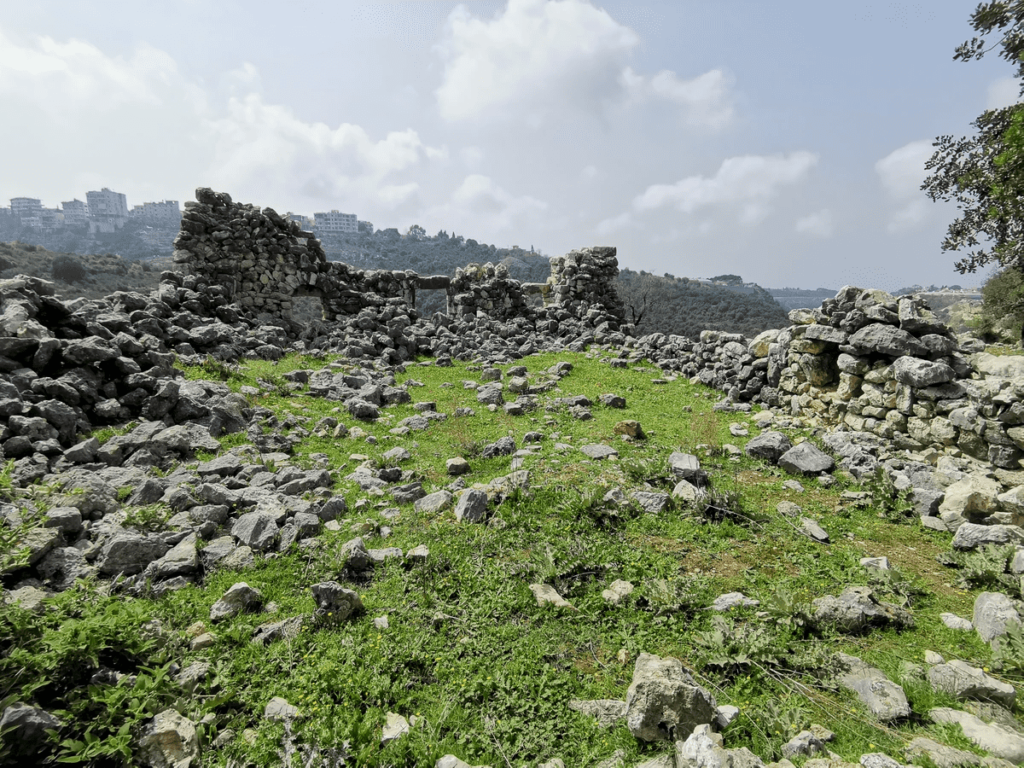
614, 269, 791, 339
0, 241, 171, 302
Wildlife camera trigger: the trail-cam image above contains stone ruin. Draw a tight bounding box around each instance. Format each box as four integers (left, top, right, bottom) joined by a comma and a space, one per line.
173, 187, 625, 328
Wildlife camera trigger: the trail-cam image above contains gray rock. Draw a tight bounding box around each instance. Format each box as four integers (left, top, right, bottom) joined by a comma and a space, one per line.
812, 586, 914, 633
892, 357, 956, 388
675, 723, 764, 768
339, 536, 372, 571
252, 616, 304, 645
953, 523, 1024, 551
481, 436, 516, 458
800, 517, 831, 543
669, 452, 707, 484
709, 592, 760, 612
311, 580, 364, 622
602, 579, 635, 606
414, 490, 453, 514
778, 442, 835, 475
144, 534, 200, 581
974, 592, 1024, 644
625, 652, 717, 742
137, 708, 200, 768
580, 444, 618, 459
231, 511, 279, 552
744, 431, 793, 463
265, 696, 300, 721
44, 506, 82, 535
904, 736, 986, 768
0, 702, 62, 761
849, 324, 928, 357
454, 489, 488, 523
97, 533, 169, 577
835, 653, 911, 721
928, 659, 1016, 708
930, 707, 1024, 763
941, 613, 974, 631
782, 730, 827, 759
210, 582, 264, 622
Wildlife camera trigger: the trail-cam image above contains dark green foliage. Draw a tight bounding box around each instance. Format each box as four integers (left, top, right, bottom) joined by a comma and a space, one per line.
921, 1, 1024, 276
864, 466, 916, 522
936, 543, 1020, 592
708, 274, 744, 285
614, 269, 789, 339
51, 254, 88, 283
972, 265, 1024, 342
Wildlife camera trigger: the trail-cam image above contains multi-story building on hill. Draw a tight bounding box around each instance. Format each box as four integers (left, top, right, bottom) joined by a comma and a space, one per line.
86, 188, 129, 233
313, 210, 357, 233
61, 199, 89, 227
10, 197, 42, 221
129, 200, 181, 227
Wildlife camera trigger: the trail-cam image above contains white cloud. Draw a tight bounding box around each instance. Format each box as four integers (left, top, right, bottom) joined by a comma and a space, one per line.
424, 173, 548, 233
988, 76, 1022, 111
0, 27, 197, 113
435, 0, 639, 123
581, 164, 599, 180
795, 209, 834, 237
433, 0, 731, 127
378, 183, 420, 208
633, 152, 819, 220
596, 211, 632, 235
202, 94, 446, 205
620, 66, 734, 128
874, 139, 935, 232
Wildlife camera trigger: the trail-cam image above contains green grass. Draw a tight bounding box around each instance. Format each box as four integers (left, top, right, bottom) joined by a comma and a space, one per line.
0, 350, 1020, 766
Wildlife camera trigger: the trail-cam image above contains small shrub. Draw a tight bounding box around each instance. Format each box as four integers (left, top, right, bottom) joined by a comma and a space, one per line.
936, 544, 1019, 593
51, 254, 88, 283
864, 466, 915, 522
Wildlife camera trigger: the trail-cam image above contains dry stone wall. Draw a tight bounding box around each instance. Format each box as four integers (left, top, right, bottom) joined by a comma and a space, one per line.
173, 188, 625, 331
630, 286, 1023, 472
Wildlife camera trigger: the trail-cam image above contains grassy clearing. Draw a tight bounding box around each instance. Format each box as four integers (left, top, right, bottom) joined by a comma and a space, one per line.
1, 350, 1021, 767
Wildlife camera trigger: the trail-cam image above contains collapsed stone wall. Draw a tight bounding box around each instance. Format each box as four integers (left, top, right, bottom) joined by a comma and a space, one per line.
173, 188, 625, 331
629, 286, 1024, 472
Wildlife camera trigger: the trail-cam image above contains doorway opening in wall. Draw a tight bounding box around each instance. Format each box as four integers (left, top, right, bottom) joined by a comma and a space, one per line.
415, 288, 448, 317
290, 293, 327, 333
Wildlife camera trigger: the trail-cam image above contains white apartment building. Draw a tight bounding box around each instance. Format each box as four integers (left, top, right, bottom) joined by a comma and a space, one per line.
10, 197, 42, 220
36, 208, 63, 228
61, 199, 89, 226
86, 187, 128, 232
130, 200, 181, 226
313, 210, 358, 233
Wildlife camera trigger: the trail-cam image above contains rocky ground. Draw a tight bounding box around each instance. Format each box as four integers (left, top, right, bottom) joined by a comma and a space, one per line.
3, 269, 1024, 767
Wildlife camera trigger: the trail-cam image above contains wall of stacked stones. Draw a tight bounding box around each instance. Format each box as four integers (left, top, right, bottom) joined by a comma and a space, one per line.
634, 286, 1021, 471
173, 188, 625, 329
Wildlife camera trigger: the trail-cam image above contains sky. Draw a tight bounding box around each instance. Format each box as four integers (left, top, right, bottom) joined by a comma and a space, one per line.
0, 0, 1020, 291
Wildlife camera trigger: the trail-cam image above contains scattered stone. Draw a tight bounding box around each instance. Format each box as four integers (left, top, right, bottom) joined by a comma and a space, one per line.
974, 592, 1024, 644
602, 580, 635, 606
709, 592, 760, 612
812, 587, 913, 634
446, 457, 470, 476
454, 489, 488, 523
834, 653, 911, 721
210, 582, 264, 622
580, 444, 618, 459
530, 583, 574, 609
381, 712, 410, 745
778, 442, 835, 475
929, 659, 1017, 708
930, 707, 1024, 763
625, 652, 717, 742
137, 708, 200, 768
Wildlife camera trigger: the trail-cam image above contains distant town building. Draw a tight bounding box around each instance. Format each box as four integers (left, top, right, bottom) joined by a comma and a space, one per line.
86, 187, 129, 233
36, 208, 63, 229
61, 199, 89, 226
129, 200, 181, 227
313, 210, 358, 233
10, 197, 42, 221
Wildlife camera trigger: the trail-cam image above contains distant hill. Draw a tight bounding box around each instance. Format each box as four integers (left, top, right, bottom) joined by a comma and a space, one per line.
761, 287, 837, 311
0, 241, 171, 302
615, 270, 790, 339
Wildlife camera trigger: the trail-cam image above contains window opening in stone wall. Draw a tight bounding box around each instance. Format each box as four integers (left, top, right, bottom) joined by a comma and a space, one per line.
290, 294, 327, 329
415, 288, 448, 317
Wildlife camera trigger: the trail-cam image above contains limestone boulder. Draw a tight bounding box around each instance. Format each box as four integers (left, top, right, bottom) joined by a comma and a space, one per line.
834, 653, 910, 721
625, 652, 717, 742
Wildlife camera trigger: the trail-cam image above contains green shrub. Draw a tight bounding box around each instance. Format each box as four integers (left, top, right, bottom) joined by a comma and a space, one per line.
51, 254, 88, 283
